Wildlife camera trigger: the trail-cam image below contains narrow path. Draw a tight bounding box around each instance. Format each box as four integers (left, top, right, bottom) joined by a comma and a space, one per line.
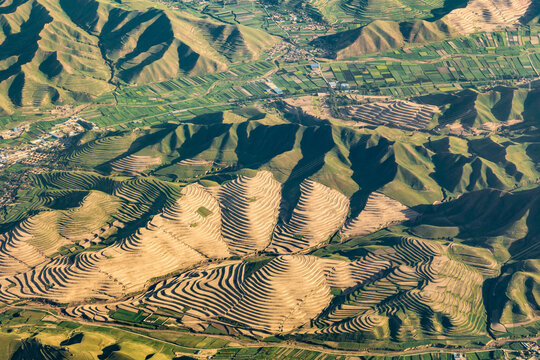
2, 303, 539, 358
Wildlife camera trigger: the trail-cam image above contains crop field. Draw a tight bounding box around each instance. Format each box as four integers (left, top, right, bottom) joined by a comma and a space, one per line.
323, 27, 540, 94
212, 348, 507, 360
213, 347, 346, 359
0, 306, 513, 358
203, 0, 289, 38
69, 27, 540, 133
338, 0, 445, 24
107, 61, 276, 105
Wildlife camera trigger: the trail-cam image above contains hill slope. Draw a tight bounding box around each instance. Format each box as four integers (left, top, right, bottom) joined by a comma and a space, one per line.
312, 19, 456, 58
0, 0, 277, 111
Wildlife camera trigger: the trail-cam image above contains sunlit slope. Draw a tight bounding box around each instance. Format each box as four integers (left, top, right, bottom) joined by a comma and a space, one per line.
444, 0, 538, 34
4, 168, 539, 307
342, 100, 439, 130
0, 0, 276, 111
0, 190, 119, 275
129, 237, 494, 338
0, 169, 419, 303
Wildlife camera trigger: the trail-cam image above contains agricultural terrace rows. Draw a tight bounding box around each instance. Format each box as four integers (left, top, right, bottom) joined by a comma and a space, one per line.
110, 155, 162, 175
66, 237, 489, 340
341, 100, 439, 130
0, 171, 417, 304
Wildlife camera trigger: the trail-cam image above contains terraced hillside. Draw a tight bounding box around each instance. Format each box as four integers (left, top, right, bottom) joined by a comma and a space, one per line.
3, 163, 539, 341
341, 192, 419, 239
1, 95, 540, 353
268, 179, 349, 253
314, 240, 487, 341
110, 155, 162, 175
215, 171, 282, 254
95, 235, 496, 341
444, 0, 539, 34
0, 0, 276, 111
0, 171, 422, 302
342, 100, 439, 130
0, 169, 421, 303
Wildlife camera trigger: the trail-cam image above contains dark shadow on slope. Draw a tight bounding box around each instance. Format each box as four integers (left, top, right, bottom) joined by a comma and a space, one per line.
116, 13, 174, 82
44, 190, 90, 210
98, 344, 121, 360
430, 152, 469, 193
39, 52, 63, 79
0, 0, 27, 15
436, 90, 479, 127
309, 26, 362, 59
348, 135, 397, 217
10, 338, 69, 360
522, 89, 540, 123
178, 42, 200, 74
8, 72, 25, 107
279, 125, 335, 221
427, 0, 469, 21
58, 0, 100, 31
491, 87, 515, 122
60, 332, 84, 346
235, 122, 298, 168
154, 122, 233, 172
101, 8, 160, 47
410, 187, 539, 246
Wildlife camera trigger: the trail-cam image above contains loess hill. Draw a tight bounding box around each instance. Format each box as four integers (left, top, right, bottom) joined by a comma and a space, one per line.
0, 102, 539, 349
0, 0, 276, 112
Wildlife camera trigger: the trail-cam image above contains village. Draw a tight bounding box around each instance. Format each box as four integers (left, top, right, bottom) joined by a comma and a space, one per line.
0, 115, 97, 169
515, 341, 540, 359
0, 115, 98, 209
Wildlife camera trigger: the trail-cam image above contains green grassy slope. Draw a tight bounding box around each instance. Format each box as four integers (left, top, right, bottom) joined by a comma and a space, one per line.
418, 88, 532, 128
0, 0, 277, 112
